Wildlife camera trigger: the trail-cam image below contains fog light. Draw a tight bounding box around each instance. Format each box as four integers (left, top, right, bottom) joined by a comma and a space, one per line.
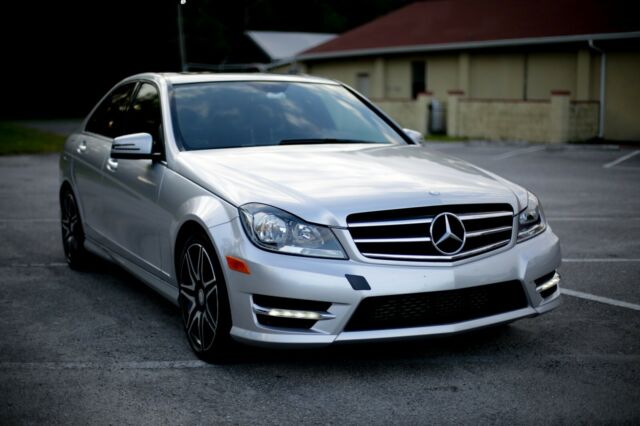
536, 272, 561, 295
252, 304, 336, 321
267, 309, 322, 320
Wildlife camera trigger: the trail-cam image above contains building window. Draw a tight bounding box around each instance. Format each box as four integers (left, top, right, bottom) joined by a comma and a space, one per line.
411, 61, 426, 99
356, 73, 370, 97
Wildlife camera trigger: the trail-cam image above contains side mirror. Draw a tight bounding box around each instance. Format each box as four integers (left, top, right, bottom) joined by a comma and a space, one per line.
111, 133, 157, 160
403, 128, 424, 145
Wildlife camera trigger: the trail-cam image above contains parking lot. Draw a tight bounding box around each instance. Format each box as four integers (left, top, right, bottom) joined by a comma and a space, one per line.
1, 142, 639, 424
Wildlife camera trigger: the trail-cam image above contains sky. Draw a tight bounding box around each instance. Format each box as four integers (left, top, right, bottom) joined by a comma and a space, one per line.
0, 0, 410, 119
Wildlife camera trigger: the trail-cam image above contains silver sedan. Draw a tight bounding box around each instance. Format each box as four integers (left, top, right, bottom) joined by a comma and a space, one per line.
60, 73, 561, 362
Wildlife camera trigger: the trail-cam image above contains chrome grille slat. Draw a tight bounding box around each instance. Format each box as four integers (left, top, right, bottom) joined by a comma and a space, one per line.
353, 237, 431, 244
458, 211, 513, 221
466, 226, 512, 238
347, 204, 514, 262
361, 239, 511, 261
348, 218, 433, 228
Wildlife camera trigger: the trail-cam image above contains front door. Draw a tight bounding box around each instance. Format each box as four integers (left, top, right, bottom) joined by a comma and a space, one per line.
99, 82, 171, 277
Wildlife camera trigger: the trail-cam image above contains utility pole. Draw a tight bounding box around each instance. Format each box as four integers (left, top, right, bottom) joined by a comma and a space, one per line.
177, 0, 188, 72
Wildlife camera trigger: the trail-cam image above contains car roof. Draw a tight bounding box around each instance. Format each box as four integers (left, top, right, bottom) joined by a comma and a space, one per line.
126, 72, 339, 86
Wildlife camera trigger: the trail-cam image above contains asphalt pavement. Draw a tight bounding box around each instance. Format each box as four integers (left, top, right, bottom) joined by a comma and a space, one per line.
1, 142, 639, 424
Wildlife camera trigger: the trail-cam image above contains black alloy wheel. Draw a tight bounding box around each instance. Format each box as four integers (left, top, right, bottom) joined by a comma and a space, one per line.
178, 234, 233, 362
60, 189, 89, 269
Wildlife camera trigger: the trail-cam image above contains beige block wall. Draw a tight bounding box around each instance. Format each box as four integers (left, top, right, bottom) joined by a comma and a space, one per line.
457, 100, 550, 141
527, 52, 577, 99
307, 58, 375, 90
605, 52, 640, 141
569, 102, 599, 141
469, 53, 525, 99
375, 95, 430, 133
385, 58, 411, 99
427, 54, 459, 99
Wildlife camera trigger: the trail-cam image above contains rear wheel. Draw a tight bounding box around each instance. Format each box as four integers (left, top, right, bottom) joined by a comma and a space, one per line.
60, 189, 90, 269
178, 233, 233, 363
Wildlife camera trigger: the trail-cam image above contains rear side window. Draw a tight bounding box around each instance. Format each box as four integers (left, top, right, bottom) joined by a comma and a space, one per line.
125, 83, 163, 148
86, 83, 136, 138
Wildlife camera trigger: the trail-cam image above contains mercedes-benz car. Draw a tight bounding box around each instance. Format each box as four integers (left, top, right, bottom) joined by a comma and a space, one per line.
60, 73, 561, 362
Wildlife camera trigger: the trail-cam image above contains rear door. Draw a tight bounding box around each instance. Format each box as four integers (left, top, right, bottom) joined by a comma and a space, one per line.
72, 82, 136, 240
99, 81, 170, 276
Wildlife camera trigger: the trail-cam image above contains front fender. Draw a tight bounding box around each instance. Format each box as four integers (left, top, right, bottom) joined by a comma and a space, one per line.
159, 168, 238, 278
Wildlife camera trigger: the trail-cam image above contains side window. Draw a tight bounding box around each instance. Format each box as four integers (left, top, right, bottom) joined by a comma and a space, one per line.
125, 82, 163, 152
86, 83, 136, 138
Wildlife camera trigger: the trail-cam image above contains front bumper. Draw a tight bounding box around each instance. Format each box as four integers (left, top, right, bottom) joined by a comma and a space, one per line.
209, 217, 561, 347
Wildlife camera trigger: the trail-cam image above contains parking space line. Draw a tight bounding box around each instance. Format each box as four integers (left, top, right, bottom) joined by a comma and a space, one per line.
494, 145, 546, 160
0, 218, 58, 223
0, 360, 211, 370
603, 150, 640, 168
6, 262, 68, 268
562, 288, 640, 311
562, 258, 640, 263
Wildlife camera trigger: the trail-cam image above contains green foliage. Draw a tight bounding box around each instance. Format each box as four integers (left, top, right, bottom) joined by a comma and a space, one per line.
0, 122, 66, 155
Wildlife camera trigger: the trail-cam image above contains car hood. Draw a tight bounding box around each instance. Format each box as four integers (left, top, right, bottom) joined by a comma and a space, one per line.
174, 144, 528, 227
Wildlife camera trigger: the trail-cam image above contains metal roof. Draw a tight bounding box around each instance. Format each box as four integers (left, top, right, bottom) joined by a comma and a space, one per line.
245, 31, 337, 61
300, 0, 640, 60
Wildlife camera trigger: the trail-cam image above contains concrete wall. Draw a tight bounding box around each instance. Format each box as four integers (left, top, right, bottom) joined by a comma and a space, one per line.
605, 52, 640, 141
469, 53, 525, 99
307, 58, 375, 93
527, 52, 577, 99
385, 57, 411, 99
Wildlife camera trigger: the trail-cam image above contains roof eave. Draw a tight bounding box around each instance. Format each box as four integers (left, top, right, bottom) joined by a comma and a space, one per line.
297, 30, 640, 61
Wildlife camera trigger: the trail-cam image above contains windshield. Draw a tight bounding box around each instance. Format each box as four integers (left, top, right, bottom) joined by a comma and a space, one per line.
171, 81, 407, 150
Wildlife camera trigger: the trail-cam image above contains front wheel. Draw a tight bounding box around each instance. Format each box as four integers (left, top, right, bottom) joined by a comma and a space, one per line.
178, 234, 234, 363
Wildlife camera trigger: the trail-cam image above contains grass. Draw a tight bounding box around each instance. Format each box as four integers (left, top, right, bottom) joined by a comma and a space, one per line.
0, 122, 67, 155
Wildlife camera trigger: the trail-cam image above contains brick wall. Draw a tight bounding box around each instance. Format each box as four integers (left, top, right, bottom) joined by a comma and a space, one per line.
569, 102, 599, 141
447, 92, 599, 142
374, 93, 430, 134
457, 99, 550, 142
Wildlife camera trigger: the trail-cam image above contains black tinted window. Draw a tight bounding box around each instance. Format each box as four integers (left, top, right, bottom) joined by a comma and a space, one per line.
125, 83, 162, 149
86, 83, 136, 138
172, 82, 405, 150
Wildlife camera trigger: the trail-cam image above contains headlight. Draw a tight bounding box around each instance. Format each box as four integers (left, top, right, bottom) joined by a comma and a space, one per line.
239, 203, 347, 259
517, 192, 547, 242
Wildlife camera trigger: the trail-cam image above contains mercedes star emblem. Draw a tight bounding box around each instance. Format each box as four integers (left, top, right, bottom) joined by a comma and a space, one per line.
430, 212, 466, 255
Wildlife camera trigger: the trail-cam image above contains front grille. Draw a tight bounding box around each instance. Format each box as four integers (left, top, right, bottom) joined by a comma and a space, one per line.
345, 280, 528, 331
347, 204, 514, 262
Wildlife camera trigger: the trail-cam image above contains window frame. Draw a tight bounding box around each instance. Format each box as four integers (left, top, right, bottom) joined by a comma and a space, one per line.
126, 80, 166, 160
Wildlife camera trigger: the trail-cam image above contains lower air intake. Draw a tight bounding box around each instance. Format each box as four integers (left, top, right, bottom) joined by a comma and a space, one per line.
345, 280, 528, 331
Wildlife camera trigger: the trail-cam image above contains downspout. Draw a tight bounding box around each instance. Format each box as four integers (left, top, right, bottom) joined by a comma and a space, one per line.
588, 40, 606, 138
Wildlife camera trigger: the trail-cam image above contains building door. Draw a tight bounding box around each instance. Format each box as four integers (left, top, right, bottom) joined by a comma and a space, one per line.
411, 61, 426, 99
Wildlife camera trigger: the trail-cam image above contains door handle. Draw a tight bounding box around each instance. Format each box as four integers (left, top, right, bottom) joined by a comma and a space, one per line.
106, 158, 118, 172
76, 141, 87, 154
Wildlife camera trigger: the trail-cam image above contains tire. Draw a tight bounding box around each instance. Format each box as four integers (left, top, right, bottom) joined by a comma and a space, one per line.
60, 188, 90, 270
177, 233, 234, 363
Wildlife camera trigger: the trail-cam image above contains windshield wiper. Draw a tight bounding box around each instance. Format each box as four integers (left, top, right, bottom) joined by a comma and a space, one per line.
279, 138, 381, 145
